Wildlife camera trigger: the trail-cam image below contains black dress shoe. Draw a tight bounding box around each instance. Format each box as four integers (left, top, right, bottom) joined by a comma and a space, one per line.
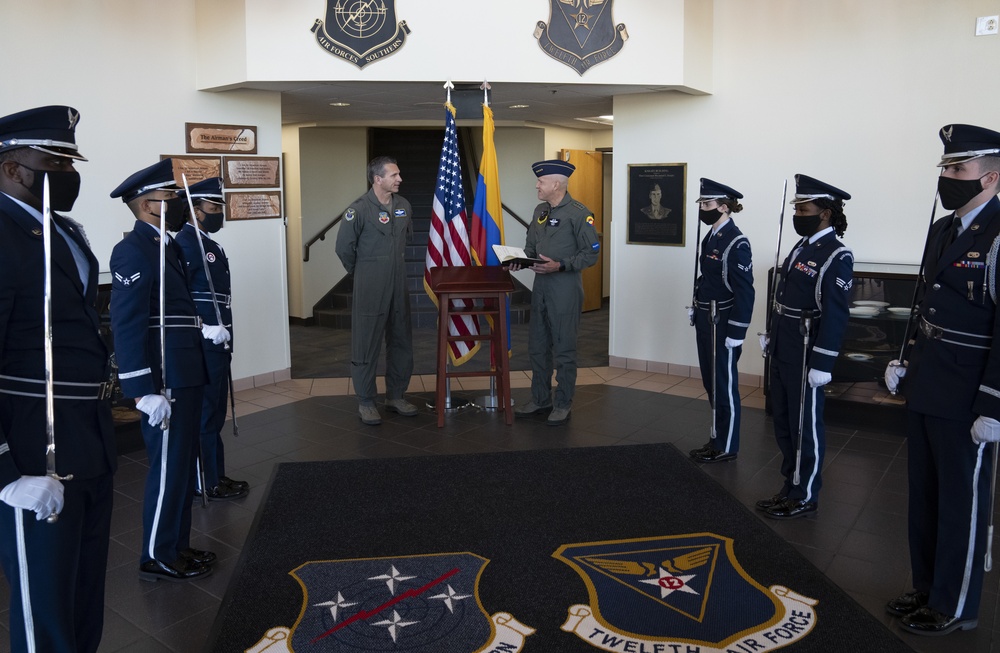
690, 448, 737, 463
763, 498, 817, 520
220, 476, 249, 491
755, 494, 786, 511
139, 558, 212, 582
688, 442, 713, 457
886, 590, 929, 617
179, 548, 217, 566
900, 606, 977, 635
196, 484, 248, 501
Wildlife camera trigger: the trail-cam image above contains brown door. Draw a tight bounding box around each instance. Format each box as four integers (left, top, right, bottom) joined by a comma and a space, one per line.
560, 148, 603, 312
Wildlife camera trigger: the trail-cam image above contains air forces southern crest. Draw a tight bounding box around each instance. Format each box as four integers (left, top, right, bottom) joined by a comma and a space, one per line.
310, 1, 411, 69
534, 0, 628, 75
554, 534, 818, 652
244, 553, 534, 652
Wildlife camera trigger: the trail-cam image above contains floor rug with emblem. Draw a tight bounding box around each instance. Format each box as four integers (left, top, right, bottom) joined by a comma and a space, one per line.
205, 443, 914, 653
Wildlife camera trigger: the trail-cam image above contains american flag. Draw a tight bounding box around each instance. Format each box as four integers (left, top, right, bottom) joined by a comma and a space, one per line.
423, 104, 480, 364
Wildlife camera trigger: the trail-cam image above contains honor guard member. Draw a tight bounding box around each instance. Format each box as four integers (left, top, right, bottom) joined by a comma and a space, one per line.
0, 106, 116, 653
688, 179, 754, 463
512, 160, 600, 425
109, 158, 215, 582
884, 124, 1000, 636
756, 174, 853, 520
175, 177, 248, 500
335, 156, 418, 426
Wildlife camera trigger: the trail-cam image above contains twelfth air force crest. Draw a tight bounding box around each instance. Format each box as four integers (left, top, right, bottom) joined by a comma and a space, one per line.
534, 0, 628, 75
311, 1, 411, 69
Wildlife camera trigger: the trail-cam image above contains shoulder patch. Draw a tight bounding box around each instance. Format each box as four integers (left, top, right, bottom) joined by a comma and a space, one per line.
586, 215, 595, 225
345, 208, 356, 221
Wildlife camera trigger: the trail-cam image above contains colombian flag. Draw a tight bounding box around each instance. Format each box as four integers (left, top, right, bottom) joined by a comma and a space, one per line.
470, 103, 511, 356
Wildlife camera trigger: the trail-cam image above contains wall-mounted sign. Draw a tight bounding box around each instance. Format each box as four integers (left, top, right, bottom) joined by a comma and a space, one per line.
160, 155, 222, 186
186, 122, 257, 154
310, 1, 411, 69
534, 0, 628, 75
627, 163, 686, 247
223, 156, 281, 188
225, 191, 282, 221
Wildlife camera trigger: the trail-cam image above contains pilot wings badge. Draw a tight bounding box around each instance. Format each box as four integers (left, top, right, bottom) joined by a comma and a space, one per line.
534, 0, 628, 75
310, 1, 411, 69
554, 533, 819, 652
244, 552, 534, 653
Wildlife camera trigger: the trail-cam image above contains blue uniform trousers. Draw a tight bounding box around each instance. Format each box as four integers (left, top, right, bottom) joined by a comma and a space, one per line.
907, 411, 992, 619
140, 385, 202, 564
198, 350, 231, 489
769, 357, 824, 502
695, 305, 742, 453
0, 474, 113, 653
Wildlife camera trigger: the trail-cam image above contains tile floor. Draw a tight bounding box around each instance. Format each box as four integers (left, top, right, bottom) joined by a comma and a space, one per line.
1, 320, 998, 652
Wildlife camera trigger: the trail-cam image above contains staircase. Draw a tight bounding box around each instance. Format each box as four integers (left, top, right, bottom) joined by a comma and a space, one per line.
312, 127, 531, 329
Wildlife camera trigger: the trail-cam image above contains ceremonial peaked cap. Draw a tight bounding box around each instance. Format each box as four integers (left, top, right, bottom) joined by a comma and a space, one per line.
532, 159, 576, 178
0, 105, 87, 161
179, 177, 225, 205
697, 178, 743, 202
790, 174, 851, 204
110, 158, 179, 202
937, 124, 1000, 167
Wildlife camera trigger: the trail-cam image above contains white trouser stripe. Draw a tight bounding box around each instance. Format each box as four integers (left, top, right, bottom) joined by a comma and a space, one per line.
15, 510, 37, 653
148, 391, 172, 561
723, 347, 736, 451
956, 443, 985, 616
804, 386, 820, 502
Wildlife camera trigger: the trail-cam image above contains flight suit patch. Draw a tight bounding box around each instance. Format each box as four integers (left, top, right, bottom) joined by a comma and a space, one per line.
586, 215, 595, 225
345, 208, 356, 221
394, 209, 406, 217
378, 211, 390, 224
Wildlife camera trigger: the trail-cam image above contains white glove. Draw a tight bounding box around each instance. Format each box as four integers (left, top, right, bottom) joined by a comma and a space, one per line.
807, 369, 832, 388
0, 476, 64, 520
201, 324, 231, 345
884, 360, 907, 394
136, 393, 171, 426
725, 337, 743, 349
759, 334, 769, 352
971, 416, 1000, 444
687, 307, 695, 325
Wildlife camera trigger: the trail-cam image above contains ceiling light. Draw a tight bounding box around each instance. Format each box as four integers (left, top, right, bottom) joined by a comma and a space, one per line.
329, 102, 351, 107
599, 115, 613, 122
508, 104, 530, 109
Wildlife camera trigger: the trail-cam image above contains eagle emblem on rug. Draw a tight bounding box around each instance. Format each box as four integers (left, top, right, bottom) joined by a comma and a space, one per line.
244, 552, 534, 652
554, 533, 818, 651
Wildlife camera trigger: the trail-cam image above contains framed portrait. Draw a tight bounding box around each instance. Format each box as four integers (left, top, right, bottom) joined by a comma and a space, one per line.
627, 163, 686, 246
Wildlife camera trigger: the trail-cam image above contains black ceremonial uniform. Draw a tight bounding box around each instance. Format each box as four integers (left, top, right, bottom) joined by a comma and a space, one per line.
0, 193, 116, 653
334, 188, 414, 405
767, 228, 853, 504
175, 222, 232, 491
694, 218, 754, 454
903, 195, 1000, 623
110, 220, 207, 566
524, 192, 600, 409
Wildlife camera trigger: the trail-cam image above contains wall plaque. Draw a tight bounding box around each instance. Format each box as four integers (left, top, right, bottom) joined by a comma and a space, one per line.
160, 155, 221, 186
223, 156, 281, 188
186, 122, 258, 154
225, 191, 282, 221
627, 163, 686, 246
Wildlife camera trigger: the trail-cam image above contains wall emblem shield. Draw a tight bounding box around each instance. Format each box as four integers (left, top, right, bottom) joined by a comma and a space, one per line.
310, 1, 411, 69
534, 0, 628, 75
554, 533, 819, 651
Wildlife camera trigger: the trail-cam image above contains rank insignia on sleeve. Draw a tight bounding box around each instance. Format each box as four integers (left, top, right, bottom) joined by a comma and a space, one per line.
379, 212, 390, 224
114, 272, 141, 287
345, 208, 356, 221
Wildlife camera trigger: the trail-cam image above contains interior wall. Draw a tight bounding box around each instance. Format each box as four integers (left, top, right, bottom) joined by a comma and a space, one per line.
0, 0, 289, 383
610, 0, 1000, 377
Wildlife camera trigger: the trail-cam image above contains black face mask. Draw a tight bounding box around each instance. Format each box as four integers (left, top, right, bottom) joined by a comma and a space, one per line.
793, 214, 823, 237
20, 165, 81, 212
149, 197, 188, 232
937, 175, 986, 211
698, 208, 722, 225
199, 209, 224, 233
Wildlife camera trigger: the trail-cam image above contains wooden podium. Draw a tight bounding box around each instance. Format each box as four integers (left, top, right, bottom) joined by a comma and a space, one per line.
428, 266, 514, 427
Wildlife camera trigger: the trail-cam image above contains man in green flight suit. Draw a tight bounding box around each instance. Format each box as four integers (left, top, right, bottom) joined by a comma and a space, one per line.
335, 156, 418, 425
512, 159, 601, 425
